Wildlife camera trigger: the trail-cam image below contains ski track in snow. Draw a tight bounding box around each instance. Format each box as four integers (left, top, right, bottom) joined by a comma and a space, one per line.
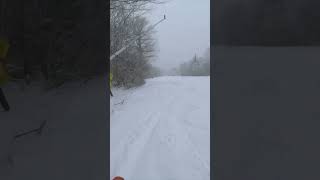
111, 76, 210, 180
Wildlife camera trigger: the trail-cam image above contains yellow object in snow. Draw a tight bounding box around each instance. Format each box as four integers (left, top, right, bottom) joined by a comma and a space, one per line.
110, 72, 113, 88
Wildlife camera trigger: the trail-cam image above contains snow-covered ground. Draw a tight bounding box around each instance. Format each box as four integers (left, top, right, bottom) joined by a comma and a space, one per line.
0, 76, 210, 180
111, 76, 210, 180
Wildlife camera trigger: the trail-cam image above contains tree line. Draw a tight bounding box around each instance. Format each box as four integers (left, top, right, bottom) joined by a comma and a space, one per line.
0, 0, 165, 89
110, 0, 163, 88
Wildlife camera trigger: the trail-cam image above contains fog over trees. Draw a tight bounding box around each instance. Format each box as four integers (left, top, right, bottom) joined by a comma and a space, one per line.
162, 48, 210, 77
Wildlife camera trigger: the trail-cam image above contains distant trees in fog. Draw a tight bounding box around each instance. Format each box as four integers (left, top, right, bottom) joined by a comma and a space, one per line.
179, 48, 210, 76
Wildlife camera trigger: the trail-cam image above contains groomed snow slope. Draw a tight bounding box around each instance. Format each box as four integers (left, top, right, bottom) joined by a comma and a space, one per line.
111, 76, 210, 180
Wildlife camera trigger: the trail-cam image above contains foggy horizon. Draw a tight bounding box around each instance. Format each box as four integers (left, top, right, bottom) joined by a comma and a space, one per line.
147, 0, 210, 72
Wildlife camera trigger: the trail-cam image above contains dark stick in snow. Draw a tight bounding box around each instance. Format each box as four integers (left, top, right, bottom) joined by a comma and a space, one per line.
14, 120, 47, 140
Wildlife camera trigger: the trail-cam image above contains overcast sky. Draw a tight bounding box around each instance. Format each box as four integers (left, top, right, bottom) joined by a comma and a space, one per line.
147, 0, 210, 71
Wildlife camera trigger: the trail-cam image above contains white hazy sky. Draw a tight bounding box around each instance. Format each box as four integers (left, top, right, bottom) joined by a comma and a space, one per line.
147, 0, 210, 71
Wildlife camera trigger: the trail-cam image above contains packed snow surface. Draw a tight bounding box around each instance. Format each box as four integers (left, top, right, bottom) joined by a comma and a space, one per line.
111, 76, 210, 180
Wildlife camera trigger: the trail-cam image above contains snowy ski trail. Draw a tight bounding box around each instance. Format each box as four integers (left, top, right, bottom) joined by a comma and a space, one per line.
111, 76, 210, 180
